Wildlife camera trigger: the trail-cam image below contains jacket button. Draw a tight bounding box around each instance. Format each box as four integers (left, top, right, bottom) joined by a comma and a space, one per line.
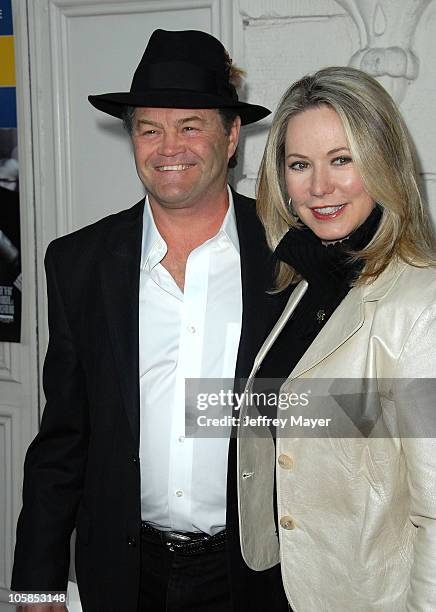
280, 516, 296, 530
278, 454, 293, 469
131, 455, 138, 465
127, 536, 137, 546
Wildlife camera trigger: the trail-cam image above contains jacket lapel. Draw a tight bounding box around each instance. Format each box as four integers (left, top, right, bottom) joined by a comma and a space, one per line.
289, 259, 407, 379
232, 191, 283, 380
99, 200, 144, 445
290, 285, 365, 379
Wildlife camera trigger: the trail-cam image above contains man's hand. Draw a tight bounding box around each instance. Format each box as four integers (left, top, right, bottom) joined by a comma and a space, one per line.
17, 606, 68, 612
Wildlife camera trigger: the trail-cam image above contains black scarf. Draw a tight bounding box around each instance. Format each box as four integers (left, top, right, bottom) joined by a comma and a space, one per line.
257, 205, 382, 380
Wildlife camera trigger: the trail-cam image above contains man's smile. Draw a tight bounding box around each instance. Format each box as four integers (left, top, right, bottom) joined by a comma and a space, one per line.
155, 164, 196, 171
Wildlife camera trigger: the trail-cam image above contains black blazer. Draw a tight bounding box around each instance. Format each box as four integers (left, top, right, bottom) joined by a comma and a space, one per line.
12, 191, 289, 612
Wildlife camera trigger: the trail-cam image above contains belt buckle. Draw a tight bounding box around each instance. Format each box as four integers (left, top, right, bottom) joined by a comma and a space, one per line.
165, 531, 193, 552
167, 531, 192, 543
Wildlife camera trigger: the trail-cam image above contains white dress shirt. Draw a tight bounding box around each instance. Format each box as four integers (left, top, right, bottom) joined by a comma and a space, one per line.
139, 188, 242, 534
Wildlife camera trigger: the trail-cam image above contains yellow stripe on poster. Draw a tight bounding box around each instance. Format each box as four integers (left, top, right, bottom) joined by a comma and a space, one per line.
0, 35, 16, 86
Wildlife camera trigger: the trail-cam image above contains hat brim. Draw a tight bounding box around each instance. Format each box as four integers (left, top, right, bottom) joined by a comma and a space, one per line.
88, 91, 270, 125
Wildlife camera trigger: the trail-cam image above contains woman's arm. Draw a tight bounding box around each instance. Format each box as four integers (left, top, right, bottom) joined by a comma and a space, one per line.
394, 303, 436, 611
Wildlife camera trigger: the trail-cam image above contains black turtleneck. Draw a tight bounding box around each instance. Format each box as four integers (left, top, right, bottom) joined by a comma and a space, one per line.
257, 205, 382, 380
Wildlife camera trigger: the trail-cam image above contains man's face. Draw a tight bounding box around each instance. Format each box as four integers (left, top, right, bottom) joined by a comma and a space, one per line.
131, 108, 240, 211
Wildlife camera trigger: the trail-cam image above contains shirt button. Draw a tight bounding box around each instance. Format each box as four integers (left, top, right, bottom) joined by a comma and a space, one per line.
175, 489, 184, 498
178, 435, 185, 443
280, 516, 296, 530
127, 536, 137, 546
187, 325, 196, 334
278, 454, 293, 470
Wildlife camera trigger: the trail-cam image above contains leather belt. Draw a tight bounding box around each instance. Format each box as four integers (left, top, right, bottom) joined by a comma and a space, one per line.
140, 522, 226, 555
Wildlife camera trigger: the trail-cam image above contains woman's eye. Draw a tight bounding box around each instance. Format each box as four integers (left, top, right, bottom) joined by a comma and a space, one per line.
332, 156, 352, 165
289, 161, 308, 171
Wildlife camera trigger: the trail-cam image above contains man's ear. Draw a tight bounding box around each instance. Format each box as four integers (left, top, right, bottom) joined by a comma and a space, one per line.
227, 116, 241, 160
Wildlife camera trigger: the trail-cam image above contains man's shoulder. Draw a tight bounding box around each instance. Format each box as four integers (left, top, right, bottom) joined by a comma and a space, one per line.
231, 188, 261, 227
231, 188, 268, 243
231, 188, 255, 209
46, 199, 144, 260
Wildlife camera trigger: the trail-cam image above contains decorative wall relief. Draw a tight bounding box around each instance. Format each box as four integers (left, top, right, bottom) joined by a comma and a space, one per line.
335, 0, 433, 102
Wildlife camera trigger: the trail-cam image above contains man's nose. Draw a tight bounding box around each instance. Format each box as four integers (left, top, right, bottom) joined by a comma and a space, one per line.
310, 167, 334, 197
157, 131, 186, 156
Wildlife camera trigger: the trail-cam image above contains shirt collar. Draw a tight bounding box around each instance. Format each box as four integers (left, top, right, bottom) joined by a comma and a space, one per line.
140, 196, 167, 271
221, 186, 239, 253
140, 186, 239, 271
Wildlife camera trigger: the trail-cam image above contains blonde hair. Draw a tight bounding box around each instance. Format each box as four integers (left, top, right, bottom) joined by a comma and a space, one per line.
257, 66, 436, 291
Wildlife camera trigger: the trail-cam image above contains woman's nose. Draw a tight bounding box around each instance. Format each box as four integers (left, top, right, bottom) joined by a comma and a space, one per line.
310, 167, 334, 197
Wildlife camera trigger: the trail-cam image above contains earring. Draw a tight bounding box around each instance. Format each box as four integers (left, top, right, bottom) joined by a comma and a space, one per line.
287, 197, 299, 219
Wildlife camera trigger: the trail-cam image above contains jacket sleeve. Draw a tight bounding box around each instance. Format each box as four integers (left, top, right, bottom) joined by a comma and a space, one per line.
11, 241, 90, 592
393, 303, 436, 612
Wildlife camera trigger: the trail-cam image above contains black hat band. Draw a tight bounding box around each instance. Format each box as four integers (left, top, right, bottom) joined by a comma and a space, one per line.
131, 61, 238, 101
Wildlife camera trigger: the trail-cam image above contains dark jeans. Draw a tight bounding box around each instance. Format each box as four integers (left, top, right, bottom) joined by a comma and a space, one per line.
138, 530, 232, 612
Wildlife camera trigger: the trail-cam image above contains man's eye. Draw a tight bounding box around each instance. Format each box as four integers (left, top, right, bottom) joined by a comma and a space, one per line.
332, 156, 352, 165
183, 126, 198, 132
136, 127, 158, 136
289, 161, 308, 171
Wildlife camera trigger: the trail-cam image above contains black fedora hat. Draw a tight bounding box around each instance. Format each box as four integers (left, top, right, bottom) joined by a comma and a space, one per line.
88, 29, 270, 125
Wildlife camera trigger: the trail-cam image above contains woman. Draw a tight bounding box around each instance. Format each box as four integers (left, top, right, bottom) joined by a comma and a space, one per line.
237, 67, 436, 611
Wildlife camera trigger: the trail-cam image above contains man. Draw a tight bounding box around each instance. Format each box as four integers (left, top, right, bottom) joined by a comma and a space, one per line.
11, 30, 289, 612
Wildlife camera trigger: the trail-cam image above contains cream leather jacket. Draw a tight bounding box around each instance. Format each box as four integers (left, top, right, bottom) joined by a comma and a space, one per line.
237, 260, 436, 611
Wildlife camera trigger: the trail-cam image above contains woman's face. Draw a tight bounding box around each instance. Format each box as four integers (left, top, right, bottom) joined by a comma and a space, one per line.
284, 105, 375, 242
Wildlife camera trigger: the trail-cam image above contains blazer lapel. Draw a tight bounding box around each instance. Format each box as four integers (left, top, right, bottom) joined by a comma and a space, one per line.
290, 285, 365, 379
232, 191, 282, 380
289, 259, 407, 379
100, 200, 144, 445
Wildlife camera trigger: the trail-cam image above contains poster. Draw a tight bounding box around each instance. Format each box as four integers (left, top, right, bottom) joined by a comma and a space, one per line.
0, 0, 21, 342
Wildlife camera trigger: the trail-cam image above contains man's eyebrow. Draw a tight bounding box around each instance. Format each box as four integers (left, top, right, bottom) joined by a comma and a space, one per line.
135, 115, 205, 129
177, 115, 205, 125
136, 119, 163, 129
